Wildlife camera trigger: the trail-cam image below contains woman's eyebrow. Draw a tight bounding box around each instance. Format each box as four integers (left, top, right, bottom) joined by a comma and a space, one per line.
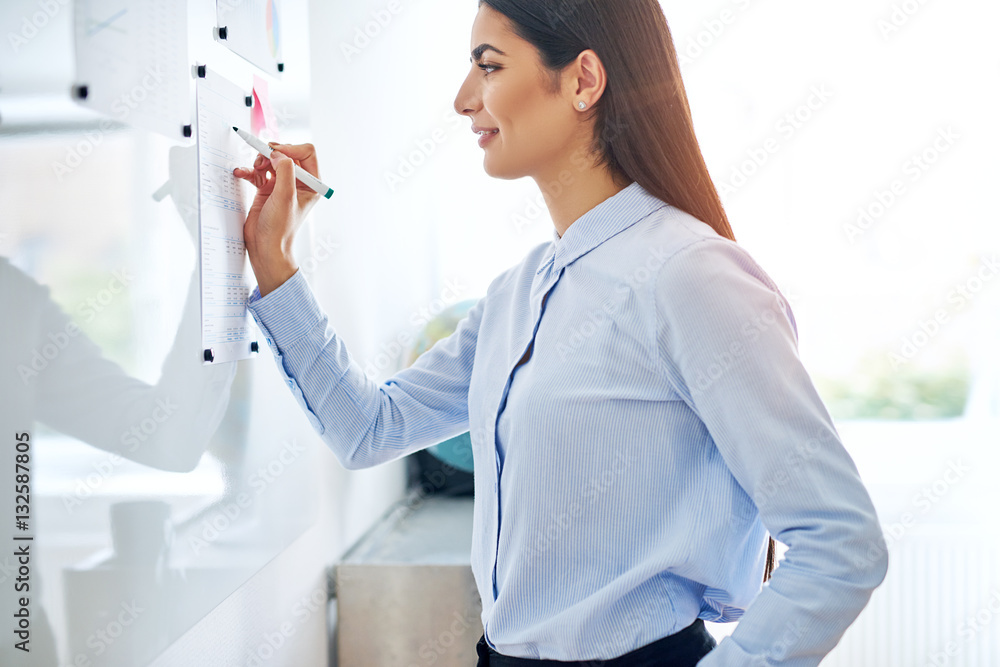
470, 43, 507, 63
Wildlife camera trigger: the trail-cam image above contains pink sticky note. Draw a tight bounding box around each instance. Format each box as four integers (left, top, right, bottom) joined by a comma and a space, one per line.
251, 74, 279, 141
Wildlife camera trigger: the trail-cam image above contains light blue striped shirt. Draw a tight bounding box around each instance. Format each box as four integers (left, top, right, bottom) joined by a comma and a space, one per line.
245, 181, 888, 665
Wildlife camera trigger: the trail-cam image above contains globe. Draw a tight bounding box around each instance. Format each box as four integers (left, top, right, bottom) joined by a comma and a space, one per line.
405, 298, 478, 474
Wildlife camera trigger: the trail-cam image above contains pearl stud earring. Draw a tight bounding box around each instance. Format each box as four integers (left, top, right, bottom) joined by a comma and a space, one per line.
577, 101, 587, 110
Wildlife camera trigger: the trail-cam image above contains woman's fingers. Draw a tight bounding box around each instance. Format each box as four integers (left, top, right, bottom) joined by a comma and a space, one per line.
268, 150, 297, 205
233, 166, 253, 183
233, 163, 275, 190
254, 153, 272, 173
267, 142, 319, 178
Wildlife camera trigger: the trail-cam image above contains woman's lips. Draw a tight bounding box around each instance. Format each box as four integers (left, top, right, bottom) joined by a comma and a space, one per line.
478, 129, 499, 148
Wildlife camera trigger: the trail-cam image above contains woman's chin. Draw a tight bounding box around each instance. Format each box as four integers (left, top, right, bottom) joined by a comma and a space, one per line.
483, 156, 522, 181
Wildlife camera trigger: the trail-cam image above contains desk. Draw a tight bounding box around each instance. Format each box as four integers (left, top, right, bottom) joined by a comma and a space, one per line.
334, 492, 482, 666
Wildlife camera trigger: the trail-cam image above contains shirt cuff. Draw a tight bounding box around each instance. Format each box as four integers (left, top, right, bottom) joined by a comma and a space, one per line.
246, 269, 324, 351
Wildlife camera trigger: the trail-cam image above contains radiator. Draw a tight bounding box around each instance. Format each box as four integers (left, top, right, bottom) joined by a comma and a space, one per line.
822, 525, 999, 666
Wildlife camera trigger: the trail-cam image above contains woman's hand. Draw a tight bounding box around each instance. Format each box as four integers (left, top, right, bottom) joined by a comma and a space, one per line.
233, 142, 322, 297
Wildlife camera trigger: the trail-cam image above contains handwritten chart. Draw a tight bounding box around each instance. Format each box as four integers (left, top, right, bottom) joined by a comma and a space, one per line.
196, 69, 259, 365
73, 0, 190, 138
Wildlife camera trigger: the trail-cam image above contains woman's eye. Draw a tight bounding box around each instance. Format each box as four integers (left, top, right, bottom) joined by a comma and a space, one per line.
478, 63, 498, 75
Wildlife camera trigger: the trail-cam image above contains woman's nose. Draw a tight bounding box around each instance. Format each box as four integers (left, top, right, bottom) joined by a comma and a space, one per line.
453, 71, 479, 117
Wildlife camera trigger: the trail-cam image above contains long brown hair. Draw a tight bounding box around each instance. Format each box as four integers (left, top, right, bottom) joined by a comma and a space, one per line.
479, 0, 776, 584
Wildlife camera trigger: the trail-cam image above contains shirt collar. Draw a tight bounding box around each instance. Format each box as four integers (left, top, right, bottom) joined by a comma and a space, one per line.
542, 181, 668, 274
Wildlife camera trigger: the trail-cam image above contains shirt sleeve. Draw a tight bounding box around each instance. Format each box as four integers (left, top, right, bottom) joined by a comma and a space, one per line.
246, 269, 483, 470
652, 238, 889, 667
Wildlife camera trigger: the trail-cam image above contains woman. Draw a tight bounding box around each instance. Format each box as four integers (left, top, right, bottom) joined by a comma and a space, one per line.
234, 1, 889, 665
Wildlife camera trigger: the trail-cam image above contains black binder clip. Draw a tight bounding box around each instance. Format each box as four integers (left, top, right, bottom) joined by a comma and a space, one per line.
203, 348, 215, 363
250, 341, 259, 353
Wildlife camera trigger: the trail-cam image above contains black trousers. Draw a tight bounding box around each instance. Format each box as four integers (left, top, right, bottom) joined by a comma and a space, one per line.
475, 618, 717, 667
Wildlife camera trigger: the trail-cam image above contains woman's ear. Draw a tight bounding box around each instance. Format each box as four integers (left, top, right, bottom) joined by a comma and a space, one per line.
568, 49, 607, 108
